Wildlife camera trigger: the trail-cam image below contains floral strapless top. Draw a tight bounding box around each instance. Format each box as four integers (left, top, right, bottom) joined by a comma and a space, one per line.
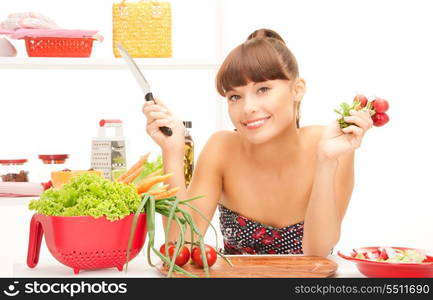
218, 204, 304, 255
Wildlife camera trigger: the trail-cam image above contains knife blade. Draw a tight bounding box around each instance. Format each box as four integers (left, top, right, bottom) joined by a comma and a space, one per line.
117, 43, 173, 136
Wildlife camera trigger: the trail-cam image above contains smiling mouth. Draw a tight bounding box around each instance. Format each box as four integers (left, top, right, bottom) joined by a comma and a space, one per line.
242, 116, 271, 129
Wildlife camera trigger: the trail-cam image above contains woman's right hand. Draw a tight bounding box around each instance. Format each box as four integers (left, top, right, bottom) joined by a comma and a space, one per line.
142, 97, 185, 154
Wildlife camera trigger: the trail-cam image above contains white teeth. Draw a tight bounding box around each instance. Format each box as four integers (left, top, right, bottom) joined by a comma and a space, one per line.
246, 119, 266, 126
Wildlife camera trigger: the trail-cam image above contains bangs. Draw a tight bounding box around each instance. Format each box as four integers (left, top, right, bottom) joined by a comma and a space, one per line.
216, 39, 291, 96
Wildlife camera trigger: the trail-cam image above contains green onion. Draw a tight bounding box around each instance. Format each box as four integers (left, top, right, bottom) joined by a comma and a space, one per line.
126, 192, 232, 277
125, 194, 149, 271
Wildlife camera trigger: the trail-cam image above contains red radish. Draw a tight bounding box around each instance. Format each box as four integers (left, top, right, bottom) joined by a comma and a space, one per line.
354, 94, 368, 108
372, 112, 389, 127
351, 249, 358, 257
336, 95, 391, 128
372, 97, 389, 113
379, 248, 389, 260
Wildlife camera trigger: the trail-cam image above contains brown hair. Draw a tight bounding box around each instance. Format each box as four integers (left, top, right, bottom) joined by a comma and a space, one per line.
216, 29, 302, 128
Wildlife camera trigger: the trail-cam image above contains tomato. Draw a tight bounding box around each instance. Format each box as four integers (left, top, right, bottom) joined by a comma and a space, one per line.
353, 94, 368, 108
372, 112, 389, 127
159, 242, 190, 267
372, 97, 389, 113
191, 245, 217, 268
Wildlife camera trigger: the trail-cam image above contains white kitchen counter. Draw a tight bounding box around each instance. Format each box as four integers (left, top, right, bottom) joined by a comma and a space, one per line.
1, 197, 364, 278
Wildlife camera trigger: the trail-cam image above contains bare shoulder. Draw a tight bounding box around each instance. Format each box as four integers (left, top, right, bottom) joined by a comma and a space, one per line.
199, 130, 237, 167
300, 124, 326, 135
299, 125, 326, 147
205, 130, 238, 148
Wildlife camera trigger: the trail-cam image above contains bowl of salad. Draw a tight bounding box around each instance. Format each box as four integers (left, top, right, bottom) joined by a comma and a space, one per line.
338, 247, 433, 278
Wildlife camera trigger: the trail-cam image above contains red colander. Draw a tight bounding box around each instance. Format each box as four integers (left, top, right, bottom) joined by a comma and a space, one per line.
27, 213, 147, 274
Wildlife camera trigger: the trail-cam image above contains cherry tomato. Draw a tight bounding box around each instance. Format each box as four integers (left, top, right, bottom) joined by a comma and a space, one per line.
372, 98, 389, 113
191, 245, 217, 268
159, 242, 190, 267
353, 94, 368, 108
372, 112, 389, 127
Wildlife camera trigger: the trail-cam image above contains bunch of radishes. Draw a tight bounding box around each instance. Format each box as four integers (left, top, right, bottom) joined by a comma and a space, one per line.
335, 94, 390, 129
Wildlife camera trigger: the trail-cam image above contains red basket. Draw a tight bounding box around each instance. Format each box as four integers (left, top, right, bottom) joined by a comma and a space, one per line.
27, 213, 147, 274
24, 36, 94, 57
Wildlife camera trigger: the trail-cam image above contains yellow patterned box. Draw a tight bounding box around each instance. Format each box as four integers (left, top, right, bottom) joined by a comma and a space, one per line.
112, 0, 172, 58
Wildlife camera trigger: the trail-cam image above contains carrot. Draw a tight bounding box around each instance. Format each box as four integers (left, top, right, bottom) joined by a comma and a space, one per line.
136, 173, 174, 194
145, 189, 165, 197
130, 168, 163, 188
120, 166, 144, 184
154, 187, 180, 200
147, 184, 169, 195
145, 184, 170, 196
116, 153, 150, 182
145, 168, 164, 179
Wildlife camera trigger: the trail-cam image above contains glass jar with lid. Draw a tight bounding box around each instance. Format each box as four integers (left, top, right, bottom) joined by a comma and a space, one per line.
38, 154, 70, 183
0, 159, 29, 182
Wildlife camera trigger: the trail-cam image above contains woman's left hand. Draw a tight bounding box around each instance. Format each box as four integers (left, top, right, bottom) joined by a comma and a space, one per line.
318, 109, 373, 160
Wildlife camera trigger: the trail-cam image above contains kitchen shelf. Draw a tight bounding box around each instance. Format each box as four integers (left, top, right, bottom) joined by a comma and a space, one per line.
0, 57, 221, 70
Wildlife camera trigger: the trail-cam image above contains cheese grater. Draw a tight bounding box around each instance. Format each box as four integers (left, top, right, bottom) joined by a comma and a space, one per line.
91, 119, 126, 180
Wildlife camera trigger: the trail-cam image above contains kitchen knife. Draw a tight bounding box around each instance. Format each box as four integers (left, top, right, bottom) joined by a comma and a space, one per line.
116, 43, 173, 136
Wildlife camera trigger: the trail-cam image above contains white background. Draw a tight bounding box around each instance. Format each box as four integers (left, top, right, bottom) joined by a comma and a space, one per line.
1, 0, 432, 275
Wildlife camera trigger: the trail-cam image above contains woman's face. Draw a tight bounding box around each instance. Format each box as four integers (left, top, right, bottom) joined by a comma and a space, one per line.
226, 79, 301, 144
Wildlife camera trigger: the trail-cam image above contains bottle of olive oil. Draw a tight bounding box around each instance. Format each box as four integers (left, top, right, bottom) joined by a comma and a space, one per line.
183, 121, 194, 188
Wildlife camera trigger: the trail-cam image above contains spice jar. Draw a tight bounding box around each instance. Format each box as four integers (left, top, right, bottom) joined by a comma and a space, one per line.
0, 159, 29, 182
38, 154, 70, 183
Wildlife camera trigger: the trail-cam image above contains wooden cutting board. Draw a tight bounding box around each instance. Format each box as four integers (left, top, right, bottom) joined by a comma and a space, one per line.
157, 255, 338, 278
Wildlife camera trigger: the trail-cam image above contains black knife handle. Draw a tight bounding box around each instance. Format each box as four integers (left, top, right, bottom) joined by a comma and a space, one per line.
145, 92, 154, 102
145, 92, 173, 136
160, 126, 173, 136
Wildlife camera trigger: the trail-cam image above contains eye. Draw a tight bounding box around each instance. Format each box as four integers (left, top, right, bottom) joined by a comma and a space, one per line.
258, 87, 270, 94
228, 94, 241, 102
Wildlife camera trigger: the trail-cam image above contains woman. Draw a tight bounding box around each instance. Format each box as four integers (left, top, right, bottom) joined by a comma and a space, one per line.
143, 29, 373, 257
